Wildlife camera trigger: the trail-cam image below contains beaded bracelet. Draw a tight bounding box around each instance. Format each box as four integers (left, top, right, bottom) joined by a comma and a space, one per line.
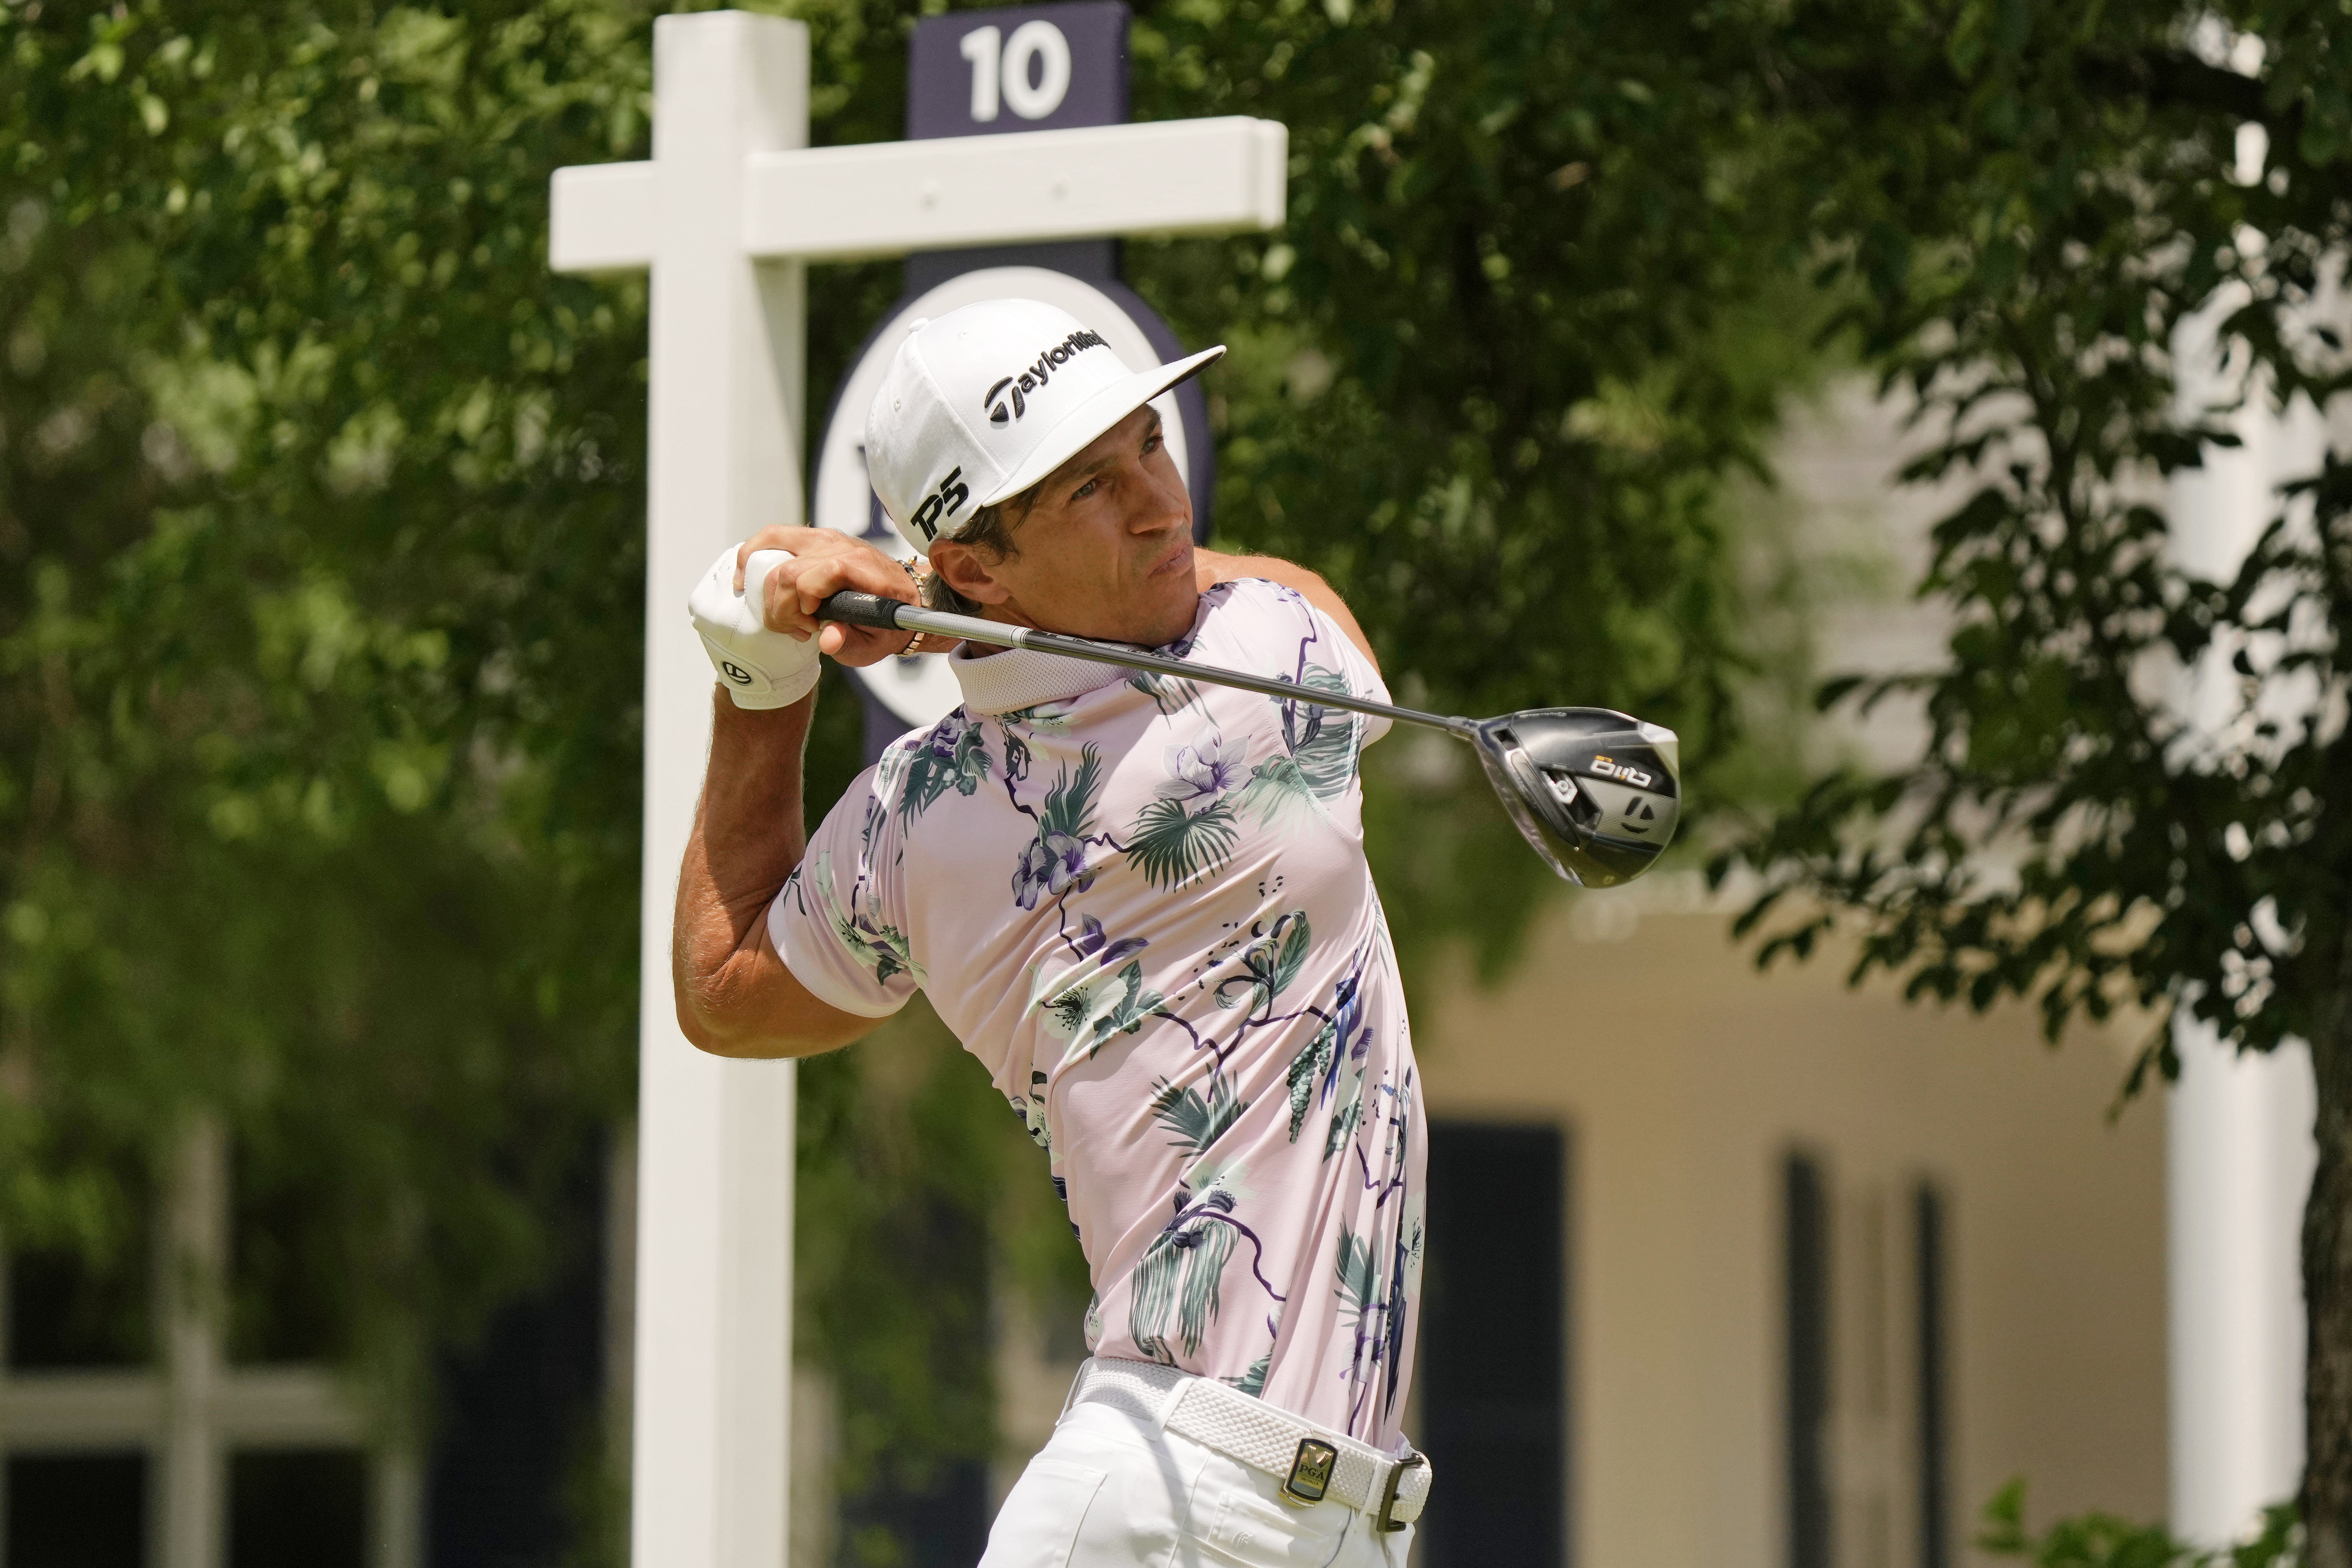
897, 557, 941, 658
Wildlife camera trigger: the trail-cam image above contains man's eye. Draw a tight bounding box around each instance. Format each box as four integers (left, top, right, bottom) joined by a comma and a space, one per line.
1072, 478, 1100, 501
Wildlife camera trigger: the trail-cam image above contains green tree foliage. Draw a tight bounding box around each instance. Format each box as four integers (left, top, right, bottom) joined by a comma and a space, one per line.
1698, 3, 2352, 1551
0, 0, 658, 1417
1977, 1481, 2297, 1568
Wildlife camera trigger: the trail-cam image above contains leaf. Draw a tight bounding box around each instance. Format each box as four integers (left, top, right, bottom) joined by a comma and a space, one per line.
1814, 674, 1868, 713
1271, 913, 1313, 998
896, 715, 991, 828
1332, 1223, 1378, 1324
1323, 1095, 1361, 1159
1975, 1479, 2030, 1556
1127, 671, 1203, 713
1148, 1072, 1250, 1156
1129, 1197, 1239, 1361
1236, 754, 1320, 831
1087, 962, 1166, 1053
1286, 1018, 1338, 1141
1041, 744, 1104, 840
1124, 796, 1240, 891
1217, 912, 1313, 1017
1280, 665, 1363, 802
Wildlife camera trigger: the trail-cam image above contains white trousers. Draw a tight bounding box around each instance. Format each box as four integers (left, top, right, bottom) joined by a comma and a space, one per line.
978, 1401, 1417, 1568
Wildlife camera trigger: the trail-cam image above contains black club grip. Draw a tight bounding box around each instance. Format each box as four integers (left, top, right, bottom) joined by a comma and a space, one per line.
817, 591, 907, 631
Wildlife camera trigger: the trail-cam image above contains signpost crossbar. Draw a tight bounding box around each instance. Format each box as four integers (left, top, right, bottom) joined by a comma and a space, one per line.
553, 115, 1285, 274
740, 115, 1284, 260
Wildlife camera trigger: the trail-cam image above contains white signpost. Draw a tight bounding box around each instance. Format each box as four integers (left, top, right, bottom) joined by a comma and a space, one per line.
2165, 284, 2322, 1546
546, 13, 1284, 1565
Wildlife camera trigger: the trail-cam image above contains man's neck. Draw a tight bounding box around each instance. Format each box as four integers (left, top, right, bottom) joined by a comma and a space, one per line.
953, 594, 1202, 656
956, 603, 1031, 660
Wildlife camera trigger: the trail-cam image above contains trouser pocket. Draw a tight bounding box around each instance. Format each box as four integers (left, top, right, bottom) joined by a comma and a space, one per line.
979, 1458, 1109, 1568
1180, 1456, 1357, 1566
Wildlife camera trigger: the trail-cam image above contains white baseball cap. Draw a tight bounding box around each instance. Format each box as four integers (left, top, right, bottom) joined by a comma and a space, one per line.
863, 297, 1223, 556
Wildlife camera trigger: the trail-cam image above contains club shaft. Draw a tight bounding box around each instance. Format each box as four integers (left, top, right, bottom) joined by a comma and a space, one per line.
819, 592, 1474, 738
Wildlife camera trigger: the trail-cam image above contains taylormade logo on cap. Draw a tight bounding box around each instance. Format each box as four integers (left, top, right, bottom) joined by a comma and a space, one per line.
864, 298, 1224, 558
982, 328, 1113, 425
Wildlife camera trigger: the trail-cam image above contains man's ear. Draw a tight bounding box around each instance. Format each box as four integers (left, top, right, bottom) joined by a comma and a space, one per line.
930, 540, 1012, 606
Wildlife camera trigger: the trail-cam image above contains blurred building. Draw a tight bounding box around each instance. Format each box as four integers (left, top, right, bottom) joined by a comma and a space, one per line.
1406, 885, 2163, 1568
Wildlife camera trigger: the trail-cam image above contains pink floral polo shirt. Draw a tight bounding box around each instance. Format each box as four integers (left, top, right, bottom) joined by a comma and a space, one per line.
771, 579, 1424, 1447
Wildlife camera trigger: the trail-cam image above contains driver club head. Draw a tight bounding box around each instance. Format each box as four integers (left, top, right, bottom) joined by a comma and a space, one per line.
1469, 707, 1682, 888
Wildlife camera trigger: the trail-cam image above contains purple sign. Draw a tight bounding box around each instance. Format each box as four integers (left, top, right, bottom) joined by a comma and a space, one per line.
906, 2, 1129, 141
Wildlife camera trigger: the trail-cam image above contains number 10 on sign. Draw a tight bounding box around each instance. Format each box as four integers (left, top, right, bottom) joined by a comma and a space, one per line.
959, 18, 1074, 122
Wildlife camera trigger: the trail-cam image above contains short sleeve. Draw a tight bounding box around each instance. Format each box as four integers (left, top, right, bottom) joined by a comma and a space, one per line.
1212, 578, 1393, 749
768, 771, 920, 1019
1307, 600, 1392, 749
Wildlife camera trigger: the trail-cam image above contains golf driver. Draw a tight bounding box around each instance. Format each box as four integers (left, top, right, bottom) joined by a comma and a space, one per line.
818, 591, 1682, 889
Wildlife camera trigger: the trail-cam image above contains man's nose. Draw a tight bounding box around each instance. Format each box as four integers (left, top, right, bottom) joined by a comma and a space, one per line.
1130, 461, 1191, 534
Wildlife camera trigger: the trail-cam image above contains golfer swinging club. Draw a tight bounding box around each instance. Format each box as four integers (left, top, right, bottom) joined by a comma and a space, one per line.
675, 298, 1430, 1564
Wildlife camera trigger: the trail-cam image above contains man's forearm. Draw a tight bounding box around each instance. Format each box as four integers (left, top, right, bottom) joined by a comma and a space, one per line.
672, 686, 816, 1036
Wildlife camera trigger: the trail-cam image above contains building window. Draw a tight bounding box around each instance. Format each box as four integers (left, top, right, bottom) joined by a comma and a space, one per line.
228, 1449, 368, 1568
1914, 1182, 1951, 1568
0, 1125, 410, 1568
226, 1147, 351, 1368
4, 1452, 147, 1568
1780, 1154, 1956, 1568
1421, 1121, 1568, 1567
1785, 1151, 1833, 1568
6, 1152, 149, 1373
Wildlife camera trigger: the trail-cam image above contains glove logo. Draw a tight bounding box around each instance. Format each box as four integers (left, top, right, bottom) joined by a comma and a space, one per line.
909, 466, 970, 542
721, 660, 754, 686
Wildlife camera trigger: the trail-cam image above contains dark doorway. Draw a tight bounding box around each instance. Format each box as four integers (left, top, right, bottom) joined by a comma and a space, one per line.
425, 1140, 610, 1568
832, 1193, 994, 1568
1915, 1181, 1951, 1568
1785, 1152, 1832, 1568
1419, 1120, 1569, 1566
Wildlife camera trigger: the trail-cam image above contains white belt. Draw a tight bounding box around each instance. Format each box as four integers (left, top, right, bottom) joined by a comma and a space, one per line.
1067, 1356, 1433, 1530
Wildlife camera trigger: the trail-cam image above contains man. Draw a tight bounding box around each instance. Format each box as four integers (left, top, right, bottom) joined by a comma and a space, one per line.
674, 298, 1428, 1565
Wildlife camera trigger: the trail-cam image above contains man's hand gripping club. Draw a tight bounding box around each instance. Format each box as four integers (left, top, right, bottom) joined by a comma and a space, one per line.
688, 524, 924, 705
672, 527, 915, 1060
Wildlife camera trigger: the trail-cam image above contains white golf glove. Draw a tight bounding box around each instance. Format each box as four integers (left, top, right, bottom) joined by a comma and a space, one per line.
688, 545, 821, 709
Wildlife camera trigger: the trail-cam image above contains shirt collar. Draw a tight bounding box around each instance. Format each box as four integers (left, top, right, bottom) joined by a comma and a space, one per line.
946, 591, 1219, 716
948, 641, 1130, 715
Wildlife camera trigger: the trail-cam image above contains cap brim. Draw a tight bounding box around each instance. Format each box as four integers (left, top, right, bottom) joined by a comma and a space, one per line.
974, 345, 1225, 509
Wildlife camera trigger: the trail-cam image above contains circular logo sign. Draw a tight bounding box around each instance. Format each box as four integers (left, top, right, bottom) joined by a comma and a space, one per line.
812, 265, 1208, 728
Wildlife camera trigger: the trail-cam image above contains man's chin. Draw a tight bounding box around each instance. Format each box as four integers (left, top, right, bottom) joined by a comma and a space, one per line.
1146, 586, 1207, 646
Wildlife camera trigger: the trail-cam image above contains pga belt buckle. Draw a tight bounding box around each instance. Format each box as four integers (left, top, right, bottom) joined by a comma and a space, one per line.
1279, 1437, 1427, 1531
1278, 1438, 1339, 1508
